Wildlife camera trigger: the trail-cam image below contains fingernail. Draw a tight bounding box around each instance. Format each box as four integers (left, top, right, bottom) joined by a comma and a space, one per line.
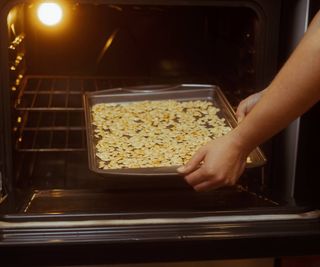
237, 116, 243, 123
177, 166, 186, 173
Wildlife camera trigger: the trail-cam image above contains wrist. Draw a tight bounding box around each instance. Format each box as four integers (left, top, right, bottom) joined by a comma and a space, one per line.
227, 128, 255, 157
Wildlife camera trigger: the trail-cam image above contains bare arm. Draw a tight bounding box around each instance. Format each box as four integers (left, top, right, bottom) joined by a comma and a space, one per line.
232, 11, 320, 153
236, 89, 266, 122
178, 11, 320, 191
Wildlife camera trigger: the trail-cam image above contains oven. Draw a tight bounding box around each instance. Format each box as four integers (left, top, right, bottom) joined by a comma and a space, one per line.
0, 0, 319, 265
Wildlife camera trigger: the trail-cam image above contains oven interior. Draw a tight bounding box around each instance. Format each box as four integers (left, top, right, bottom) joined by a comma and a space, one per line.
1, 1, 300, 216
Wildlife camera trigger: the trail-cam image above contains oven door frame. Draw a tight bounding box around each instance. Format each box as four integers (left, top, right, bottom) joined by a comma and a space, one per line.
0, 0, 320, 264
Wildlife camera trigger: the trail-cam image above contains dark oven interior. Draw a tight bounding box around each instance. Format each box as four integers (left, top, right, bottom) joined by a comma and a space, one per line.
1, 0, 298, 216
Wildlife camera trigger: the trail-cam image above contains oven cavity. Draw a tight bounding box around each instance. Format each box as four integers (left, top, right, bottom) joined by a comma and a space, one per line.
1, 2, 284, 214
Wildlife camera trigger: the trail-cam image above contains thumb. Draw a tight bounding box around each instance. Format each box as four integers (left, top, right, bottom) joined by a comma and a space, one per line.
236, 101, 248, 123
177, 146, 207, 174
237, 114, 245, 123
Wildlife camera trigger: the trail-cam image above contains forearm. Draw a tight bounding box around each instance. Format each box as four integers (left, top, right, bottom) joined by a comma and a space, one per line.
230, 13, 320, 153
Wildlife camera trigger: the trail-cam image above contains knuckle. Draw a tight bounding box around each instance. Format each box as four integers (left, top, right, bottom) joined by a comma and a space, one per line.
184, 174, 193, 183
202, 168, 213, 177
215, 174, 225, 183
194, 186, 204, 192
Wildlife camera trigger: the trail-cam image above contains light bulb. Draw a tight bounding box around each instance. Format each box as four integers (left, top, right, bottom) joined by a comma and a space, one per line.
37, 2, 63, 26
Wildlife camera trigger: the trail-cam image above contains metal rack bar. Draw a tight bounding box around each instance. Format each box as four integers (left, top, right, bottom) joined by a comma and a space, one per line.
65, 79, 70, 108
31, 111, 42, 150
30, 79, 41, 109
65, 112, 70, 149
94, 78, 99, 92
48, 79, 54, 108
48, 112, 56, 149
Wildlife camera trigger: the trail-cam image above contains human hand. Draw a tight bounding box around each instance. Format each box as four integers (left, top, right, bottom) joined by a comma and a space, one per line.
236, 90, 265, 122
177, 134, 248, 192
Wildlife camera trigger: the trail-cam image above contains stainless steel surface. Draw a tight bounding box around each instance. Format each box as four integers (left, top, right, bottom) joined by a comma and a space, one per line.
84, 84, 267, 176
282, 0, 310, 199
1, 209, 319, 229
0, 171, 5, 204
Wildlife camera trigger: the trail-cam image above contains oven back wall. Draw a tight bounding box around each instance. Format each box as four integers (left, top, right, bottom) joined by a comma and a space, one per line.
25, 4, 260, 93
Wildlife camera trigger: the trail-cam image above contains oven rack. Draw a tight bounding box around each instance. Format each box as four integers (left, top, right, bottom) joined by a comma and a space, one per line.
15, 110, 86, 152
15, 75, 216, 152
15, 76, 139, 111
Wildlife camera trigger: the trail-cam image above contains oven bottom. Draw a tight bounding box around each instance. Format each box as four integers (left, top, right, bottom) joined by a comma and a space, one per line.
14, 151, 281, 215
20, 187, 280, 214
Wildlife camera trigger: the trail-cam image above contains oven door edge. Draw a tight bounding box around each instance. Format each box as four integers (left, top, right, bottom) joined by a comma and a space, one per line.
0, 210, 319, 264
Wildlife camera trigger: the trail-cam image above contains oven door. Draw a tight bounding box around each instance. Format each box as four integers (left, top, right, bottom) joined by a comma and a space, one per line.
0, 186, 320, 265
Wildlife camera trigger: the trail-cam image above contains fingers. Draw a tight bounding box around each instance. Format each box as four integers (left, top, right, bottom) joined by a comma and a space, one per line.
178, 135, 248, 192
185, 168, 232, 192
186, 171, 226, 192
236, 91, 264, 123
236, 100, 248, 123
183, 161, 245, 192
184, 168, 207, 187
193, 180, 225, 192
177, 146, 207, 174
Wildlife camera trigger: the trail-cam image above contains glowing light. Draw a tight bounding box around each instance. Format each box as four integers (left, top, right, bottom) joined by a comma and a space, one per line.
37, 2, 63, 26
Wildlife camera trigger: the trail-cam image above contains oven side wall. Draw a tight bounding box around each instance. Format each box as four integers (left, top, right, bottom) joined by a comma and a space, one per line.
1, 0, 27, 195
0, 1, 15, 196
294, 0, 320, 207
271, 0, 312, 202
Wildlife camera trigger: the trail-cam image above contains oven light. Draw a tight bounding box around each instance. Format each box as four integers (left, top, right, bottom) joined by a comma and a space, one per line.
37, 2, 63, 26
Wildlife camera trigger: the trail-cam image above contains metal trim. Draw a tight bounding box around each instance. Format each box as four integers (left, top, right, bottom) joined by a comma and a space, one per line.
1, 210, 319, 229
